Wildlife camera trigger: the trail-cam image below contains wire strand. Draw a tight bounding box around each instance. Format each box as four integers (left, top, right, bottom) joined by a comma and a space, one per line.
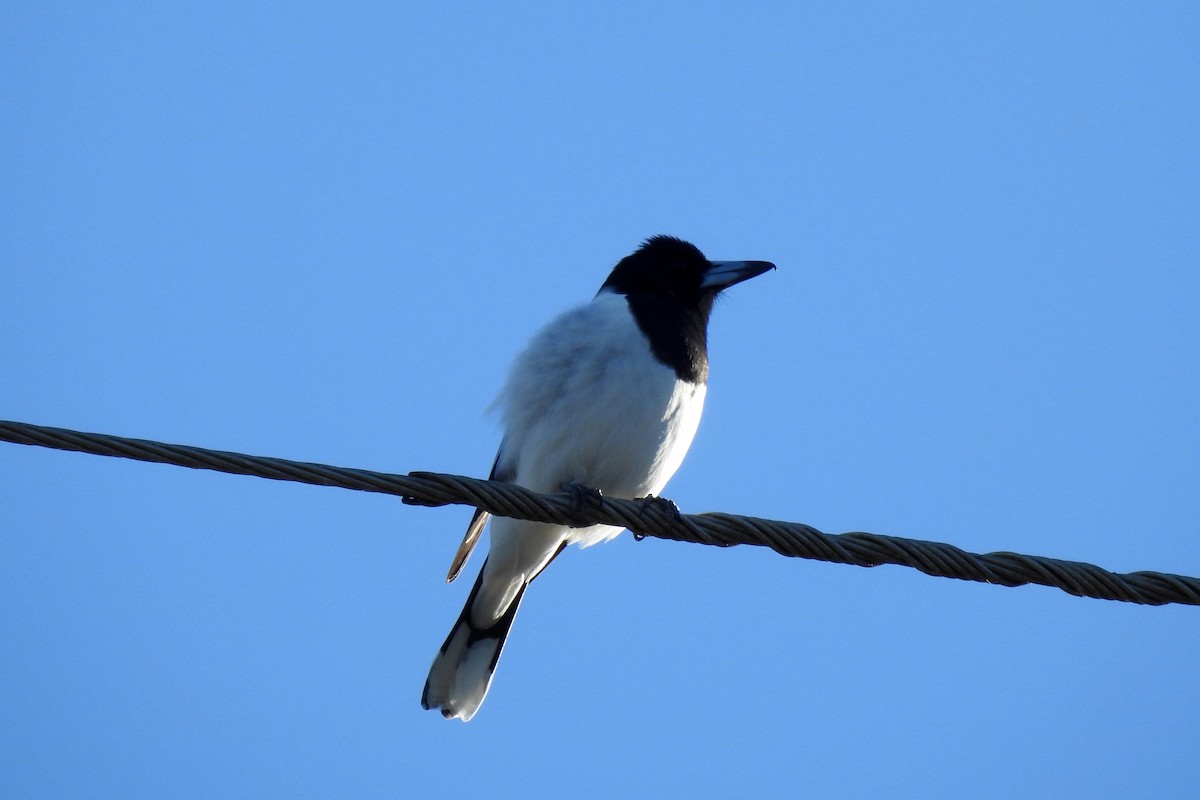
2, 419, 1196, 607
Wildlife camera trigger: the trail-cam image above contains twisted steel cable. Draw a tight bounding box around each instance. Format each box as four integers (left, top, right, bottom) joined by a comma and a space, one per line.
2, 419, 1197, 607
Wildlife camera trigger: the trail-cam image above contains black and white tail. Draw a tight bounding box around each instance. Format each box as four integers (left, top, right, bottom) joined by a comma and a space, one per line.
421, 561, 527, 721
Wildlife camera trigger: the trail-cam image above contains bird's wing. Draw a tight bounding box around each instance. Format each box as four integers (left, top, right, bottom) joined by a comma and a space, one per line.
447, 509, 489, 584
446, 442, 511, 583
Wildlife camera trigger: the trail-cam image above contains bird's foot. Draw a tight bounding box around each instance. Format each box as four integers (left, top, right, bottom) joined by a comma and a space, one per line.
632, 494, 680, 540
560, 481, 604, 526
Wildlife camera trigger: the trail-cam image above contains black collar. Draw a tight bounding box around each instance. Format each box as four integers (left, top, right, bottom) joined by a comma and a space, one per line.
623, 292, 713, 384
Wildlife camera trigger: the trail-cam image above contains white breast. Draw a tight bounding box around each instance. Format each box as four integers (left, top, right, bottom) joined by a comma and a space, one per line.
496, 292, 707, 545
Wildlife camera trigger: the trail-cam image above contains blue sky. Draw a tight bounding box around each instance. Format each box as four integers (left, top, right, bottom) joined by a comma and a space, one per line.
2, 2, 1197, 797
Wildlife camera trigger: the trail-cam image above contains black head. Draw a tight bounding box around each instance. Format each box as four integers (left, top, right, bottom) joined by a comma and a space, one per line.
600, 236, 711, 298
599, 235, 774, 383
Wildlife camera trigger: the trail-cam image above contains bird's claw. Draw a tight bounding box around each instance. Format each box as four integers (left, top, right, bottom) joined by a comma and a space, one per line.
560, 481, 604, 525
632, 494, 680, 540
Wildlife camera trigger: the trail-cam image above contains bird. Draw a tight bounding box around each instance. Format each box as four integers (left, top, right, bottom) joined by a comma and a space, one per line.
421, 235, 774, 721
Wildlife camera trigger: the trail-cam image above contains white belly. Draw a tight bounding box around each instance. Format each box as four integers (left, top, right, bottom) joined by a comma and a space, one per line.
495, 292, 708, 547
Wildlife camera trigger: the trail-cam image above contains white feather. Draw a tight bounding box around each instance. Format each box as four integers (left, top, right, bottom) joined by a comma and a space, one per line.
424, 289, 708, 719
